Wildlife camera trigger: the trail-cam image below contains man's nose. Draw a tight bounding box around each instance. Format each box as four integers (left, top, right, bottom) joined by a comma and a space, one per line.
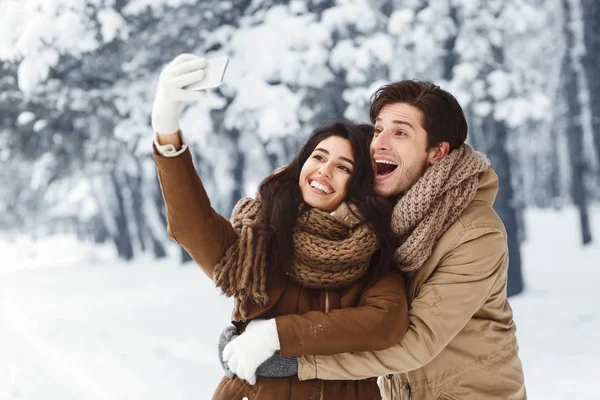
371, 131, 391, 151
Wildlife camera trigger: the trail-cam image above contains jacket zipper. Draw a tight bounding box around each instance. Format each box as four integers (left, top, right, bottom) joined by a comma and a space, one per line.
320, 290, 330, 400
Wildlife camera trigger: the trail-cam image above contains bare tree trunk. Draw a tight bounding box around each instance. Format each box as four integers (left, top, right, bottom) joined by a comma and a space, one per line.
484, 114, 525, 297
148, 171, 169, 259
447, 3, 524, 296
128, 158, 167, 259
581, 0, 600, 169
443, 5, 460, 81
548, 122, 563, 206
127, 173, 147, 254
110, 170, 134, 260
563, 0, 593, 245
91, 215, 109, 244
231, 136, 245, 215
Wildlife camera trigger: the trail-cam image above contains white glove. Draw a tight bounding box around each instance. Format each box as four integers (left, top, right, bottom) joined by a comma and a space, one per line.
223, 319, 280, 385
151, 53, 208, 134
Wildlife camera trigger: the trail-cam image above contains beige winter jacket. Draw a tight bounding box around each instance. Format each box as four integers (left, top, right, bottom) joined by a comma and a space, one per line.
293, 169, 527, 400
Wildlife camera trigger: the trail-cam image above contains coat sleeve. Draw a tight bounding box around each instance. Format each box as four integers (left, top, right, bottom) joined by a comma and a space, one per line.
297, 227, 508, 381
154, 145, 238, 280
275, 270, 409, 357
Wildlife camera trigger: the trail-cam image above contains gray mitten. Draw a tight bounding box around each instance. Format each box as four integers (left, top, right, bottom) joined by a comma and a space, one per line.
217, 325, 299, 378
217, 325, 238, 379
256, 351, 298, 378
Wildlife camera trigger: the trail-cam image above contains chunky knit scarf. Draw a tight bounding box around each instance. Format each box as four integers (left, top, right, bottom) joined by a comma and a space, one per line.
392, 144, 490, 273
213, 198, 379, 321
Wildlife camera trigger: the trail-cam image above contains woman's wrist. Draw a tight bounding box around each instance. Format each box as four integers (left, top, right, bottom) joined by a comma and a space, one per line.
156, 131, 182, 150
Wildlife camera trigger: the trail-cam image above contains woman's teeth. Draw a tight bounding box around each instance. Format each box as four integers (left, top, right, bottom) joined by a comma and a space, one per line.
310, 180, 332, 194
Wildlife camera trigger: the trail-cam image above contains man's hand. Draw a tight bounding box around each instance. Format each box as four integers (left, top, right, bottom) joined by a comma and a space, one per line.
223, 319, 280, 385
217, 325, 238, 379
151, 54, 207, 135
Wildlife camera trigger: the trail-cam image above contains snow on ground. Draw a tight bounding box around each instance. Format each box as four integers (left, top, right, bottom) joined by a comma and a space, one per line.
510, 207, 600, 400
0, 206, 599, 400
0, 239, 234, 400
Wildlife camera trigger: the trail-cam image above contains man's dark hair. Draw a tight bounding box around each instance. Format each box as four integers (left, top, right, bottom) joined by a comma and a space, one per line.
369, 80, 468, 151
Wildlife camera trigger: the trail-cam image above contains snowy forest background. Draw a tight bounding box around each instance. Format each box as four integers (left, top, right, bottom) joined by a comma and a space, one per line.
0, 0, 599, 399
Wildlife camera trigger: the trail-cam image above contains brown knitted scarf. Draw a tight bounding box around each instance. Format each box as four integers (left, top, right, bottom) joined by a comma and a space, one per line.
392, 144, 490, 273
213, 198, 379, 321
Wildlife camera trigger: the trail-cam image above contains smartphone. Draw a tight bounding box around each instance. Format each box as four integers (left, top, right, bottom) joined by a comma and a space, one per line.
184, 56, 229, 91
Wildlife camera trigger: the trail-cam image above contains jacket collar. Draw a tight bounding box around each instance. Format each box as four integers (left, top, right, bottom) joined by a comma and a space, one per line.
474, 168, 499, 206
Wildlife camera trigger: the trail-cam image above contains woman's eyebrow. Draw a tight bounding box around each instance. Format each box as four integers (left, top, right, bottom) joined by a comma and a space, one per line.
339, 156, 355, 166
315, 148, 355, 166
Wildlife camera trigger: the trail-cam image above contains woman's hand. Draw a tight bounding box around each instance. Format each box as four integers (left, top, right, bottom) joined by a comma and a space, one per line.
151, 54, 207, 136
223, 319, 281, 385
217, 325, 298, 379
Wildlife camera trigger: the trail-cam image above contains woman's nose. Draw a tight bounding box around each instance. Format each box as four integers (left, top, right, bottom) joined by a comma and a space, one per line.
318, 164, 332, 178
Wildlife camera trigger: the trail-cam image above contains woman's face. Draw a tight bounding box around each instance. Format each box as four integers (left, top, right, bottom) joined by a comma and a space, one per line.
299, 136, 355, 212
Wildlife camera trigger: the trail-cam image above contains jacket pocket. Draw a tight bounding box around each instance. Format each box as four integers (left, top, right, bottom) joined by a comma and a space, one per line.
435, 392, 460, 400
379, 374, 413, 400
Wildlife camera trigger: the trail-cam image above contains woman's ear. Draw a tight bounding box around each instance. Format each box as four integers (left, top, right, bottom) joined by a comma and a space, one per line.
428, 142, 450, 165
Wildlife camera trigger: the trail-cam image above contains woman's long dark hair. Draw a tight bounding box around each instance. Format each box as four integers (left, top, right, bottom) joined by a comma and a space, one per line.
257, 121, 395, 283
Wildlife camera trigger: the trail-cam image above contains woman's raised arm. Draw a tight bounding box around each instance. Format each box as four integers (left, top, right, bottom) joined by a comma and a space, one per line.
152, 54, 237, 279
154, 145, 237, 280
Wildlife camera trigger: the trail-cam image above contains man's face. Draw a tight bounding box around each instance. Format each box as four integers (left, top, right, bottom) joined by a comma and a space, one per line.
370, 103, 433, 197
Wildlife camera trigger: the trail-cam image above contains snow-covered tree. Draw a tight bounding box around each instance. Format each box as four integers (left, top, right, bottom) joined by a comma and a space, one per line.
561, 0, 593, 245
0, 0, 596, 280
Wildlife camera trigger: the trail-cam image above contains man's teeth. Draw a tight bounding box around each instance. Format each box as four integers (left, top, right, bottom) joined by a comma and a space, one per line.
375, 159, 398, 165
310, 180, 332, 194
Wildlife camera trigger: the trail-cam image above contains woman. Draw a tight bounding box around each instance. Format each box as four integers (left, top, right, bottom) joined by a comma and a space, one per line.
152, 54, 409, 399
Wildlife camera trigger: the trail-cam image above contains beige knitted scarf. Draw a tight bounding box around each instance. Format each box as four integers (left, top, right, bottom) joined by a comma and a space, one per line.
213, 198, 379, 321
392, 144, 490, 273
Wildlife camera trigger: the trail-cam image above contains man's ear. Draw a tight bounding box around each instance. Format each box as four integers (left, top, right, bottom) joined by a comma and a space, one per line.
428, 142, 450, 165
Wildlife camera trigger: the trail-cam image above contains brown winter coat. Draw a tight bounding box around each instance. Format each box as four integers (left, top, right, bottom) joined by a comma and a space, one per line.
154, 146, 410, 400
293, 169, 527, 400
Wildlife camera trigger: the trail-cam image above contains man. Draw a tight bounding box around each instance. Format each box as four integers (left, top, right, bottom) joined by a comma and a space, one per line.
220, 80, 527, 399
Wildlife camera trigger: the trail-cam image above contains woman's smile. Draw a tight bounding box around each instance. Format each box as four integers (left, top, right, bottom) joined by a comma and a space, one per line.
308, 177, 334, 194
299, 136, 354, 212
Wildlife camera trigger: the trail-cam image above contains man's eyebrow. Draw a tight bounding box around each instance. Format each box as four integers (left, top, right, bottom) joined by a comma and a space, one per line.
375, 117, 415, 130
314, 148, 355, 166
